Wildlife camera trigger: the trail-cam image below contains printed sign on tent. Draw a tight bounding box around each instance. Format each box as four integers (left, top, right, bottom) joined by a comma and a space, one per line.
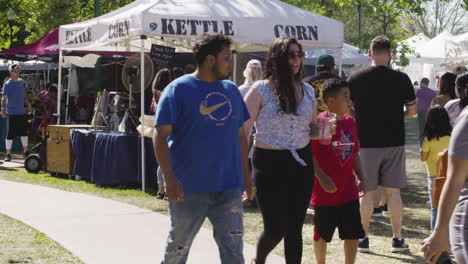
150, 44, 175, 69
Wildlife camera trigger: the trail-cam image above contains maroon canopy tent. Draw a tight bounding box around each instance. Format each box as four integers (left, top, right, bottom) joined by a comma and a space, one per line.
1, 24, 136, 62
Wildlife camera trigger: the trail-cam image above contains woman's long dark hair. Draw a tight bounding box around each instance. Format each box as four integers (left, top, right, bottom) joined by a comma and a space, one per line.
263, 37, 303, 115
456, 72, 468, 109
152, 68, 172, 100
423, 105, 452, 141
439, 72, 457, 99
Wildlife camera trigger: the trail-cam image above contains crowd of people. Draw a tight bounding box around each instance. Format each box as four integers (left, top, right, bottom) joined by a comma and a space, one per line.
1, 31, 466, 264
151, 33, 468, 264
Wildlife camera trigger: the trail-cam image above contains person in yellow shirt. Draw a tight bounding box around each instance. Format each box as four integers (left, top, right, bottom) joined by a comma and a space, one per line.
421, 105, 452, 230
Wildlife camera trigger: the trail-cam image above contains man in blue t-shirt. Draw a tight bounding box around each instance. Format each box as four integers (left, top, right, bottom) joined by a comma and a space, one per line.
154, 34, 252, 264
1, 64, 32, 161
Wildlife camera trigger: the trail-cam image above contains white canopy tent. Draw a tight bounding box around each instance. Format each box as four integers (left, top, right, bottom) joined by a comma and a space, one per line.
400, 33, 430, 57
304, 43, 368, 65
0, 60, 51, 71
58, 0, 344, 191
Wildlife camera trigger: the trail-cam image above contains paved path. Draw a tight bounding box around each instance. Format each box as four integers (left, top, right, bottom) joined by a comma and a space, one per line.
0, 180, 283, 264
0, 158, 25, 169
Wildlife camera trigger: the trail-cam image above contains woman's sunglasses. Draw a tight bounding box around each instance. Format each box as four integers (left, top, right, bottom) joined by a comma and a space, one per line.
287, 51, 305, 59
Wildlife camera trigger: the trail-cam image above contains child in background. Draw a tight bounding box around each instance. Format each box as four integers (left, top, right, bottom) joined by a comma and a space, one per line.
311, 78, 366, 264
420, 105, 452, 230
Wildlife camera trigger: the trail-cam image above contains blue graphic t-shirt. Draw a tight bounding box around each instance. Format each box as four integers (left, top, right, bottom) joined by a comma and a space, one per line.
155, 75, 250, 194
2, 79, 25, 115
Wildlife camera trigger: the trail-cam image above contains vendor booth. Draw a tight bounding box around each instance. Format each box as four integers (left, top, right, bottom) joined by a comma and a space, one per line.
57, 0, 344, 191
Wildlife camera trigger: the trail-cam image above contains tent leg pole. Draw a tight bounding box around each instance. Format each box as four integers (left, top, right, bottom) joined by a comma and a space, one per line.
233, 51, 237, 84
57, 49, 63, 124
65, 66, 72, 124
140, 35, 147, 193
338, 47, 343, 77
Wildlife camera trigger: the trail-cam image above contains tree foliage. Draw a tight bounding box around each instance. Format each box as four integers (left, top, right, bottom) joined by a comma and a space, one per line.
282, 0, 429, 66
402, 0, 468, 38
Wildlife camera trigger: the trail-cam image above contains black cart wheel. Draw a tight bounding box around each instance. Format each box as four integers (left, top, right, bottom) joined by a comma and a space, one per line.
24, 154, 42, 174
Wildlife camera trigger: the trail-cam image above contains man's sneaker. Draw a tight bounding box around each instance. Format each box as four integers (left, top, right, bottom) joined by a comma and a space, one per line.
23, 151, 30, 159
382, 204, 389, 215
372, 206, 383, 217
391, 237, 409, 252
4, 154, 11, 162
358, 237, 371, 253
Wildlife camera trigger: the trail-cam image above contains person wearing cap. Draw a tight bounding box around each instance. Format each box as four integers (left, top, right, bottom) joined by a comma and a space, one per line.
303, 54, 340, 112
1, 64, 32, 161
238, 59, 262, 97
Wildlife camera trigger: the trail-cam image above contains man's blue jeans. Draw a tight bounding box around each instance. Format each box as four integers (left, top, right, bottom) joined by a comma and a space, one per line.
162, 188, 244, 264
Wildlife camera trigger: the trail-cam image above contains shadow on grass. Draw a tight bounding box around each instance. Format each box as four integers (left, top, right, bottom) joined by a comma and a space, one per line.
0, 167, 20, 172
363, 250, 425, 264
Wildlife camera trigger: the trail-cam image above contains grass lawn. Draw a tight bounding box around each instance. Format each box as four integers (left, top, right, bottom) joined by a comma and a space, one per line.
0, 214, 83, 264
0, 117, 432, 263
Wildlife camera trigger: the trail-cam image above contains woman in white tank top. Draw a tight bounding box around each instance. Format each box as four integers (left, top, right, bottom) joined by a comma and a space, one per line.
243, 37, 335, 264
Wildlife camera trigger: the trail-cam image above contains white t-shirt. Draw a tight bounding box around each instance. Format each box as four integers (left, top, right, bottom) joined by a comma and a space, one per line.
445, 99, 462, 126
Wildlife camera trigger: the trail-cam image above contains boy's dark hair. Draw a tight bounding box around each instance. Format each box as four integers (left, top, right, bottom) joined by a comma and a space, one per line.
370, 35, 391, 53
423, 105, 452, 141
192, 34, 232, 65
322, 78, 348, 99
456, 72, 468, 109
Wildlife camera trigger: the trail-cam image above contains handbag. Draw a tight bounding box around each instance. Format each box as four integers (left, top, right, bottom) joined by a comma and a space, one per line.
432, 149, 448, 208
136, 115, 156, 138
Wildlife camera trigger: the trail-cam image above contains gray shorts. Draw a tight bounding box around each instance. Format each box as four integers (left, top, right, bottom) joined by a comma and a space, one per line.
360, 146, 406, 191
450, 199, 468, 264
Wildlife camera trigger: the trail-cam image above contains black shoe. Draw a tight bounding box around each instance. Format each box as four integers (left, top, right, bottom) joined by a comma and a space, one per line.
391, 237, 409, 252
4, 154, 11, 162
358, 237, 370, 253
23, 151, 30, 159
373, 206, 383, 217
156, 192, 165, 199
382, 204, 389, 214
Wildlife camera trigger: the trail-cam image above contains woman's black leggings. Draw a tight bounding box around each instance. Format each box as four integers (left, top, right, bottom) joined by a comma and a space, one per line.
253, 145, 314, 264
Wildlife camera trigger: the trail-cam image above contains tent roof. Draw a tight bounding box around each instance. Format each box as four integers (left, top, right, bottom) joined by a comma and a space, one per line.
0, 60, 52, 71
58, 0, 344, 52
419, 31, 454, 59
400, 33, 430, 56
0, 24, 146, 62
304, 43, 368, 65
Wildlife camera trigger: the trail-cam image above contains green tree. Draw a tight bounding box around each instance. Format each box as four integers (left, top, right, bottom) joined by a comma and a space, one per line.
281, 0, 429, 66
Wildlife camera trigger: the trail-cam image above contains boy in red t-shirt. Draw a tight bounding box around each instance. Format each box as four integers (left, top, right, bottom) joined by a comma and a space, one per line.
311, 78, 366, 264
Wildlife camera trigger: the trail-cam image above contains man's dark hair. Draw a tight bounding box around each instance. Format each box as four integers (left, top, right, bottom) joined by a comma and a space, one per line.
316, 65, 333, 73
47, 83, 58, 93
370, 35, 391, 53
456, 72, 468, 109
455, 65, 467, 75
322, 78, 348, 99
421, 78, 429, 85
192, 34, 232, 65
171, 67, 184, 79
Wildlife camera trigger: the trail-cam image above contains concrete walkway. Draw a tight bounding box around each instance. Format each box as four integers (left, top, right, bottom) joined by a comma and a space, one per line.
0, 180, 283, 264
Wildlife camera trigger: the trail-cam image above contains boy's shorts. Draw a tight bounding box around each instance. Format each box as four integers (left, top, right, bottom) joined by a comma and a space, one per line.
313, 199, 365, 242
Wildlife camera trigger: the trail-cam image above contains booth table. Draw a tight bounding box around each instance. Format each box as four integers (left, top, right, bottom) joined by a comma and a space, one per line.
71, 130, 157, 186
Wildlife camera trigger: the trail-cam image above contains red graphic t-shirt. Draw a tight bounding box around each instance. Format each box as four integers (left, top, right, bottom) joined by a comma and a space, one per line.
311, 114, 360, 206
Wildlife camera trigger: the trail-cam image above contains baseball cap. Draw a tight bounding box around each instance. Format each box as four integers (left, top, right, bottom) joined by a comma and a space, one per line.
317, 55, 335, 67
246, 59, 262, 69
8, 64, 20, 72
